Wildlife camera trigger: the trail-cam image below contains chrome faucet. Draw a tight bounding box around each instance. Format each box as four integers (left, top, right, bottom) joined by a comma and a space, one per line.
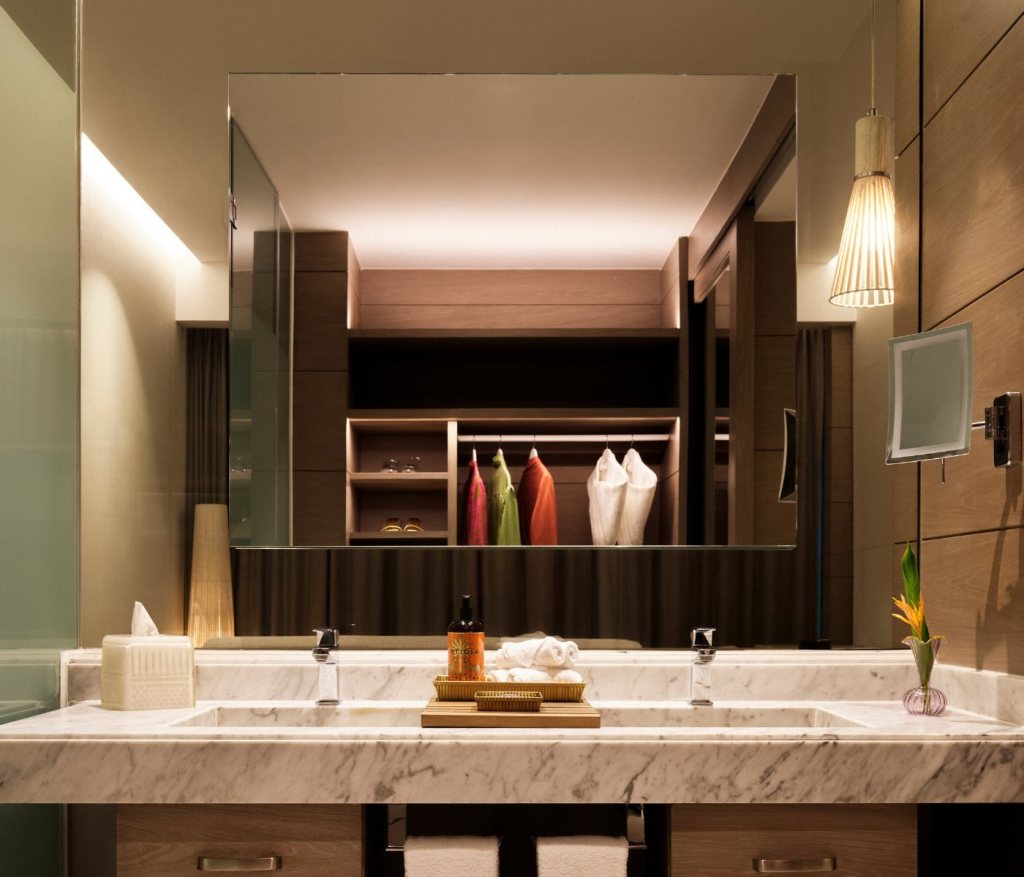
313, 627, 340, 705
690, 627, 716, 706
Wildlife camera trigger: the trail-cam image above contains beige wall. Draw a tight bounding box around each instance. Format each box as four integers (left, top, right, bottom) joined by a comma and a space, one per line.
80, 139, 189, 645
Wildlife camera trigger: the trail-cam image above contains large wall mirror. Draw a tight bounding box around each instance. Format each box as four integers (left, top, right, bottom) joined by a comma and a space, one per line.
215, 72, 856, 648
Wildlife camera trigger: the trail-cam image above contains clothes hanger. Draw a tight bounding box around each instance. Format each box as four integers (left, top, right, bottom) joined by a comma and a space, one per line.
529, 433, 538, 460
497, 434, 503, 457
471, 435, 477, 464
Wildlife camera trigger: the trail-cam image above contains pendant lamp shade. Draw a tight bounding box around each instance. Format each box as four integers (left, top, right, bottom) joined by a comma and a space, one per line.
187, 503, 234, 647
829, 111, 895, 308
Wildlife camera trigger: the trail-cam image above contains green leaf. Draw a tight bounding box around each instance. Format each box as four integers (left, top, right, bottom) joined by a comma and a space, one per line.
901, 542, 920, 606
901, 542, 929, 641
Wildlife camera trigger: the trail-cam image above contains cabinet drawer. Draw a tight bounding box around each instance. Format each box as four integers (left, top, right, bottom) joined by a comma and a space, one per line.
117, 805, 361, 877
671, 805, 915, 877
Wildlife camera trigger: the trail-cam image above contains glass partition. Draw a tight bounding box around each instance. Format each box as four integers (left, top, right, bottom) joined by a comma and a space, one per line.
230, 121, 293, 545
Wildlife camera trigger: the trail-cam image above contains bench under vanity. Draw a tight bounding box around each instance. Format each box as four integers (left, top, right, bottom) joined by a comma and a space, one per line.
3, 649, 1024, 875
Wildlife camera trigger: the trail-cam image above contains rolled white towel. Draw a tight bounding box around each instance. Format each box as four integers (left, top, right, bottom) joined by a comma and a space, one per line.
496, 636, 580, 670
405, 836, 498, 877
535, 637, 580, 669
486, 667, 583, 684
536, 836, 627, 877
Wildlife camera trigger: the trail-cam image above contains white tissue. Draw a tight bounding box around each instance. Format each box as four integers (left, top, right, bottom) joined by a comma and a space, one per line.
496, 636, 580, 670
131, 601, 159, 636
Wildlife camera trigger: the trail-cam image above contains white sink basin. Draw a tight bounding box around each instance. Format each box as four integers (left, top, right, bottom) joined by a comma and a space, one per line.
173, 702, 862, 730
600, 704, 862, 728
174, 703, 423, 728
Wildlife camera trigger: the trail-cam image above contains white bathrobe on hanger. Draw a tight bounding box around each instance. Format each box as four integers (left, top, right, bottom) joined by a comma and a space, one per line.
587, 448, 628, 546
618, 447, 658, 546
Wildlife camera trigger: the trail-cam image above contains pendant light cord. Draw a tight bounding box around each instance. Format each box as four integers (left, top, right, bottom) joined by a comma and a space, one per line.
870, 0, 876, 111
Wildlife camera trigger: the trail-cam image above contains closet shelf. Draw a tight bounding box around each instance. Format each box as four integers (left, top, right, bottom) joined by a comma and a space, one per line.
348, 472, 449, 492
348, 408, 680, 424
349, 530, 449, 543
457, 433, 671, 444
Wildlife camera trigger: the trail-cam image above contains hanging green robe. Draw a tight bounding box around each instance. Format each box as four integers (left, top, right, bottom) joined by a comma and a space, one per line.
489, 451, 522, 546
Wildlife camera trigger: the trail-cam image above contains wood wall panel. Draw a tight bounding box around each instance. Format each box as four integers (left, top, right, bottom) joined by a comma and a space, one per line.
921, 18, 1024, 328
293, 272, 348, 371
752, 222, 796, 336
660, 241, 682, 329
923, 0, 1024, 123
728, 212, 756, 545
753, 450, 795, 545
893, 139, 920, 338
293, 371, 347, 471
921, 272, 1024, 539
292, 472, 346, 546
921, 528, 1024, 674
294, 231, 350, 272
895, 0, 920, 155
359, 303, 663, 330
753, 336, 795, 451
360, 269, 661, 306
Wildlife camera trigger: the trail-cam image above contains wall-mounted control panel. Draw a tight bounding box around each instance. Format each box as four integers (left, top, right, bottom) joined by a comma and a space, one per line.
983, 391, 1022, 468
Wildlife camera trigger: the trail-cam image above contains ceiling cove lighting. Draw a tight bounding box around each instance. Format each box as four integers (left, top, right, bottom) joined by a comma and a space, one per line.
830, 0, 895, 309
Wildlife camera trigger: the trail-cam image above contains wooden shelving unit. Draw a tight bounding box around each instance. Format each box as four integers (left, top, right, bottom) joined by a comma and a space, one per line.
292, 231, 689, 547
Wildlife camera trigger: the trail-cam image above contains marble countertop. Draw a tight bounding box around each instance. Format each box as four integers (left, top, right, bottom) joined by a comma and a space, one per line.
1, 649, 1023, 805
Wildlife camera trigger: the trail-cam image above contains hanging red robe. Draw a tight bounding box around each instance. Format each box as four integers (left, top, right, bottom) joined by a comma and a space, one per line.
518, 455, 558, 545
460, 458, 488, 545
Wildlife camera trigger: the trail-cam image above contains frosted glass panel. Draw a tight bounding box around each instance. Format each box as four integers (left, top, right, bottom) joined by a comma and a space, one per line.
0, 6, 79, 875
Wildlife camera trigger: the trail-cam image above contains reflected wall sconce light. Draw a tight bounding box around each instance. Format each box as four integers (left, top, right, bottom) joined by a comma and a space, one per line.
187, 503, 234, 647
830, 0, 895, 308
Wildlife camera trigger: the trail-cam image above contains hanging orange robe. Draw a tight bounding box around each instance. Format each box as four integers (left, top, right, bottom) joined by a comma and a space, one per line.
517, 455, 558, 545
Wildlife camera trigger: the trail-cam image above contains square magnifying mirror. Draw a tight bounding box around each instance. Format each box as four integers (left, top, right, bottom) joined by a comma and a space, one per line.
886, 323, 973, 464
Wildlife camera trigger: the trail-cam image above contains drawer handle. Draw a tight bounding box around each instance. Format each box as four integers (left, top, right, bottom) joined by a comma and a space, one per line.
197, 856, 282, 871
753, 856, 836, 874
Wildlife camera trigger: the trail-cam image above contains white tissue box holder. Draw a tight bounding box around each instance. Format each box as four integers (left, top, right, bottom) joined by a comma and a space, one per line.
100, 635, 196, 710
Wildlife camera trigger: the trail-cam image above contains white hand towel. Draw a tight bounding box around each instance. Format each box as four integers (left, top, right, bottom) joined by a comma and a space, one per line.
537, 835, 628, 877
496, 636, 580, 670
618, 448, 658, 546
587, 449, 628, 546
485, 667, 583, 684
404, 836, 498, 877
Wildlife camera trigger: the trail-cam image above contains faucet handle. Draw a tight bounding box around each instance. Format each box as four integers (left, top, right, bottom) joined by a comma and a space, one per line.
313, 627, 339, 649
691, 627, 716, 649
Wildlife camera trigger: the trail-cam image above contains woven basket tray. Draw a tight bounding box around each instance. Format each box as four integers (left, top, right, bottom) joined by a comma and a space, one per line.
474, 691, 543, 712
433, 675, 585, 703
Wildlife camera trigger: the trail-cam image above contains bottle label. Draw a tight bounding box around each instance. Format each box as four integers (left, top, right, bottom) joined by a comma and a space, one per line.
447, 632, 485, 681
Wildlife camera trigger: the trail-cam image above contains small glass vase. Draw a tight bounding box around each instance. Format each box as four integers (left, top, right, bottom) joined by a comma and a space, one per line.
903, 635, 946, 716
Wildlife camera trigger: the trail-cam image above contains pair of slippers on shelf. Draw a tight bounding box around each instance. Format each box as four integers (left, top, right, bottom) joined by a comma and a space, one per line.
378, 517, 424, 533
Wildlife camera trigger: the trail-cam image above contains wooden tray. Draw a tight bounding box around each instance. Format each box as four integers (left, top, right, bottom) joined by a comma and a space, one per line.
421, 698, 601, 729
433, 676, 585, 703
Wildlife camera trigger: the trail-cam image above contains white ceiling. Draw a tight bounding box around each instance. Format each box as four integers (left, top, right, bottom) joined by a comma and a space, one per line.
229, 74, 775, 269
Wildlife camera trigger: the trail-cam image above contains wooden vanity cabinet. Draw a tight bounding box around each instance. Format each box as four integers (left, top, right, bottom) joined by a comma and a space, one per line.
670, 804, 916, 877
116, 804, 361, 877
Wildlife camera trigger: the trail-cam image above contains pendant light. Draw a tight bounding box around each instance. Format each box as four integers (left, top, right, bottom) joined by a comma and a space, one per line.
830, 0, 895, 308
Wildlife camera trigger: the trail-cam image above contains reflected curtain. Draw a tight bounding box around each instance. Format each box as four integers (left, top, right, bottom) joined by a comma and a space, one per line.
795, 328, 829, 643
231, 546, 799, 647
184, 329, 229, 611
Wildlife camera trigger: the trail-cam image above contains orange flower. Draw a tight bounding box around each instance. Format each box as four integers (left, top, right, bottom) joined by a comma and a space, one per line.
892, 593, 926, 640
